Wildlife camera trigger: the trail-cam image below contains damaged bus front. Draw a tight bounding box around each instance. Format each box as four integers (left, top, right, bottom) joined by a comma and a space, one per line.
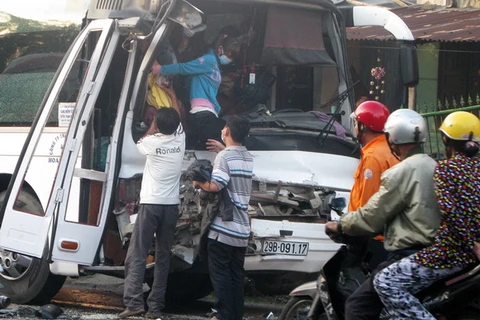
0, 0, 418, 304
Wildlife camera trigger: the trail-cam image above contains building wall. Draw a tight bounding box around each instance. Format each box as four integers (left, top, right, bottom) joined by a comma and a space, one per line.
347, 40, 406, 111
416, 42, 439, 112
437, 41, 480, 109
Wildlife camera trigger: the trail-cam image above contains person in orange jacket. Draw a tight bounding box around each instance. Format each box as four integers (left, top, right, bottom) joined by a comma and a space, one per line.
348, 100, 400, 270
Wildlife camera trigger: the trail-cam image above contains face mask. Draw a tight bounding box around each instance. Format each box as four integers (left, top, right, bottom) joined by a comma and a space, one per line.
221, 127, 227, 144
219, 54, 232, 65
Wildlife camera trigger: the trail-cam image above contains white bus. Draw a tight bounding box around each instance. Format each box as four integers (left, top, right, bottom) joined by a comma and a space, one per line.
0, 0, 418, 306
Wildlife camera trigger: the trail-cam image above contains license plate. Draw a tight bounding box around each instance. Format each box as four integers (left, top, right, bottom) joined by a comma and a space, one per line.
262, 240, 309, 256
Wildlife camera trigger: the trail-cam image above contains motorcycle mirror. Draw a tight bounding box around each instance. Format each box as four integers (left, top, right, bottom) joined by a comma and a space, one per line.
329, 197, 347, 215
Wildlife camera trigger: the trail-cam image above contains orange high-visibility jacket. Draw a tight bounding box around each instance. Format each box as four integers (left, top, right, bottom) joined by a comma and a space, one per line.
348, 135, 399, 241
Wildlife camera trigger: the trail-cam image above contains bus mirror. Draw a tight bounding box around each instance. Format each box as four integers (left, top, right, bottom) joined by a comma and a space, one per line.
168, 0, 206, 37
117, 17, 153, 36
400, 44, 419, 87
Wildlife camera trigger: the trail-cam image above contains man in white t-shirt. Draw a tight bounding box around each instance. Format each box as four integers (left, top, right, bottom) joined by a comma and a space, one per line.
118, 107, 185, 319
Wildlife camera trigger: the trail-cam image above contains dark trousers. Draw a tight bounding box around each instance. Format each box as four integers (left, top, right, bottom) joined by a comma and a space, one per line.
187, 111, 225, 150
367, 239, 389, 271
123, 204, 178, 313
344, 248, 420, 320
207, 239, 246, 320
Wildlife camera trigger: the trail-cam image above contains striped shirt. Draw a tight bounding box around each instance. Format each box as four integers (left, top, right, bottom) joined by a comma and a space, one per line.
208, 146, 254, 247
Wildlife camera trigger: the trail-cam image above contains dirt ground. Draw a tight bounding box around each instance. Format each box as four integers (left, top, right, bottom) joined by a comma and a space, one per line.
1, 274, 290, 320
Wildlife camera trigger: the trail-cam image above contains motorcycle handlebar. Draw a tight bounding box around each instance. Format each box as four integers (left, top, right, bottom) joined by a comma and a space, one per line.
326, 228, 347, 244
326, 228, 367, 246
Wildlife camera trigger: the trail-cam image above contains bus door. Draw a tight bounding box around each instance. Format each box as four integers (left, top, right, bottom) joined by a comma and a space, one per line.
0, 19, 119, 264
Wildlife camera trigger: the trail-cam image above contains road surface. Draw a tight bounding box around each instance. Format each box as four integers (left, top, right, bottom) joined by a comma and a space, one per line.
2, 274, 288, 319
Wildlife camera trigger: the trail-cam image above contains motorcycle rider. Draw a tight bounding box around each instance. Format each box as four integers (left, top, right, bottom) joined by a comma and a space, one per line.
325, 108, 442, 320
348, 100, 399, 270
374, 111, 480, 320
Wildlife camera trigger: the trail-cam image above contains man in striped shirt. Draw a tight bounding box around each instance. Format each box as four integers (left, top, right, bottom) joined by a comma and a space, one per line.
193, 115, 254, 320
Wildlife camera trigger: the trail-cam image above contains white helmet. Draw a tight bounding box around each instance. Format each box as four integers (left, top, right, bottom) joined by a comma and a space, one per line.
384, 109, 427, 145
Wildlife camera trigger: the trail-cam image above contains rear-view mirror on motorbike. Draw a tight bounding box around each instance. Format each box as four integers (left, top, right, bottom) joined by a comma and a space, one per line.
329, 197, 347, 215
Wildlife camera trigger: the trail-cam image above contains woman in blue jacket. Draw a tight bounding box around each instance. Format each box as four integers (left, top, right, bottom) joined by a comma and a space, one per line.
152, 35, 240, 149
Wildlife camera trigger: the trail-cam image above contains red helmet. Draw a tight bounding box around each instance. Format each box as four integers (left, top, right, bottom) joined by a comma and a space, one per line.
354, 101, 390, 132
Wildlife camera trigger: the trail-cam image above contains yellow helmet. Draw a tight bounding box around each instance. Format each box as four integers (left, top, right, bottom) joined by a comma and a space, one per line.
439, 111, 480, 142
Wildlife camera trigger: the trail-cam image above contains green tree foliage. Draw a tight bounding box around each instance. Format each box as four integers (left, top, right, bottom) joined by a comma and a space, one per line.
0, 12, 81, 124
0, 12, 81, 72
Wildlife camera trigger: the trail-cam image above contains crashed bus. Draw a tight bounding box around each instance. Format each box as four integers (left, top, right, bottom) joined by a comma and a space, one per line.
0, 0, 418, 304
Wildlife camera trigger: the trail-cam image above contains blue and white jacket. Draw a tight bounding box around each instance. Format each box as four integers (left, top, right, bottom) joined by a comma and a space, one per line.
158, 49, 222, 115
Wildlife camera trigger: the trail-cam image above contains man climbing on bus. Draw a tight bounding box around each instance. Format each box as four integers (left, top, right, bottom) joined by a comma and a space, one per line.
118, 107, 185, 319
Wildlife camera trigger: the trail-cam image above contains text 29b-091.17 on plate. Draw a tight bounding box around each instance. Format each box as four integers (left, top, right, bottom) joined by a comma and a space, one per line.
262, 241, 309, 256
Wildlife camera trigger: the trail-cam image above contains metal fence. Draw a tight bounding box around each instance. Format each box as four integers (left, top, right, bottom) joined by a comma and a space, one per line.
418, 104, 480, 159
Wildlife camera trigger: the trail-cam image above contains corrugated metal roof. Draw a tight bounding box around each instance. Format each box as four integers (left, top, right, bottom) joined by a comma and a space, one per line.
347, 5, 480, 42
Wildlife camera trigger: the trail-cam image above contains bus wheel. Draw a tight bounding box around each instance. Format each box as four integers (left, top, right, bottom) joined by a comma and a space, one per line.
0, 190, 66, 304
166, 272, 212, 305
145, 271, 212, 305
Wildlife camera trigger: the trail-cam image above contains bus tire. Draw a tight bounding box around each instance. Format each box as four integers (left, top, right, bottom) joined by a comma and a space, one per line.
0, 190, 66, 304
145, 271, 212, 305
168, 272, 212, 305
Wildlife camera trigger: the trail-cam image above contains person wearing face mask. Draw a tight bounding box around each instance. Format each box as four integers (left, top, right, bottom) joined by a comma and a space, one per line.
193, 116, 253, 320
152, 34, 241, 150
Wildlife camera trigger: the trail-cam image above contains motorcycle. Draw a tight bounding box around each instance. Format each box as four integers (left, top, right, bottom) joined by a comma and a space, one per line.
278, 198, 480, 320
